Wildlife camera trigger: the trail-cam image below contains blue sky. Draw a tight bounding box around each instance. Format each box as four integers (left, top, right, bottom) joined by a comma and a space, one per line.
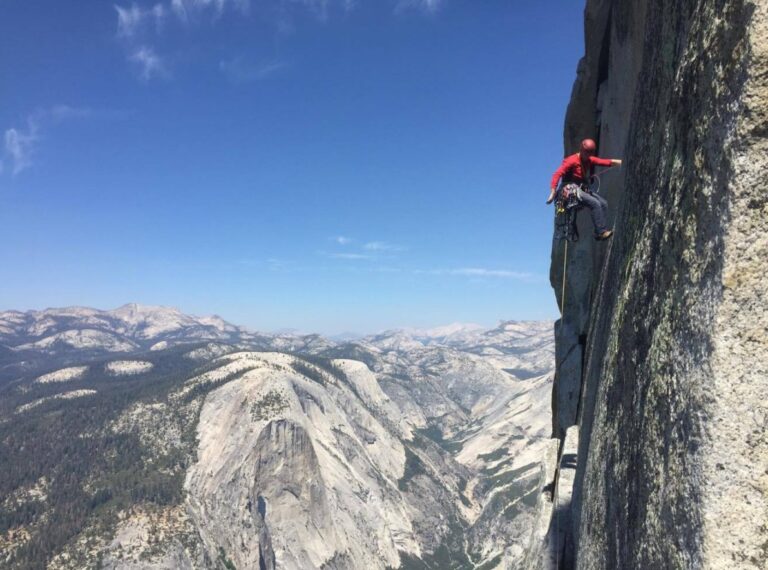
1, 0, 585, 334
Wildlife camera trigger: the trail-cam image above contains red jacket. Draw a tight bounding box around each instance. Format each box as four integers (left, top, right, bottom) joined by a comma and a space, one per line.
551, 153, 613, 190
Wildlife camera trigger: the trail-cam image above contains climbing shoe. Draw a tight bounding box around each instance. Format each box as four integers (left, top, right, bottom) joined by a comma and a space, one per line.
596, 230, 613, 241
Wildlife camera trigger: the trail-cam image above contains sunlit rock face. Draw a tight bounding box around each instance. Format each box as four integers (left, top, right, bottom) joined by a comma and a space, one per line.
182, 330, 557, 570
0, 311, 556, 570
545, 1, 768, 568
185, 353, 409, 570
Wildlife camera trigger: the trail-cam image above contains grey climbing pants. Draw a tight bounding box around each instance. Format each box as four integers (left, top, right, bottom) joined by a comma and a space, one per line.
579, 190, 609, 235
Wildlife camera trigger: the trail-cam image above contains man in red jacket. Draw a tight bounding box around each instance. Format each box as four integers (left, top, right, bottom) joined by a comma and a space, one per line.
547, 139, 622, 240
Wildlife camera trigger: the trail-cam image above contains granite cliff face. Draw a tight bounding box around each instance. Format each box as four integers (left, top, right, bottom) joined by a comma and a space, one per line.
542, 1, 768, 568
184, 353, 411, 570
0, 311, 555, 569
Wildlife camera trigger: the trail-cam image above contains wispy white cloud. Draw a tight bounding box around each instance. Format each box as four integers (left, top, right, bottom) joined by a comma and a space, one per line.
363, 241, 406, 252
2, 106, 100, 176
323, 237, 408, 261
396, 0, 442, 14
219, 57, 287, 83
327, 252, 373, 260
118, 0, 248, 33
116, 4, 144, 37
114, 0, 440, 80
415, 267, 542, 282
115, 2, 166, 38
0, 104, 128, 175
170, 0, 251, 21
129, 46, 167, 80
322, 237, 408, 264
115, 0, 252, 79
114, 2, 170, 80
170, 0, 189, 22
450, 268, 537, 280
4, 126, 38, 175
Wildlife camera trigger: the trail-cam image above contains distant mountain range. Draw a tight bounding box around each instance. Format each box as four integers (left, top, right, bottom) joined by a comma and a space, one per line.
0, 305, 554, 570
1, 303, 266, 352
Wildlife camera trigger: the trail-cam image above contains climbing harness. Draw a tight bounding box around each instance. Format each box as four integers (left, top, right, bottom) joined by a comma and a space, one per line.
553, 183, 583, 242
553, 170, 608, 243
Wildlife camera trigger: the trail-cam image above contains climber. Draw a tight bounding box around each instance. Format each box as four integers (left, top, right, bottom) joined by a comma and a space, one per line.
547, 139, 622, 240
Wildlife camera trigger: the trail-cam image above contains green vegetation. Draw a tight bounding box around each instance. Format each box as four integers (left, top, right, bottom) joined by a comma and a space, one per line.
392, 443, 474, 569
397, 447, 426, 491
486, 461, 538, 487
475, 553, 503, 570
290, 360, 328, 386
392, 513, 473, 569
320, 552, 354, 569
480, 457, 513, 478
502, 368, 541, 380
502, 483, 539, 521
477, 446, 509, 463
250, 390, 289, 421
291, 355, 353, 389
394, 553, 431, 570
318, 344, 378, 370
478, 467, 540, 524
290, 355, 379, 418
217, 547, 237, 570
180, 365, 258, 404
0, 345, 255, 570
416, 423, 443, 442
414, 424, 464, 454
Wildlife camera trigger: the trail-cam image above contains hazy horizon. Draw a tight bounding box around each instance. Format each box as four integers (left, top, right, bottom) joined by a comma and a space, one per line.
1, 301, 554, 337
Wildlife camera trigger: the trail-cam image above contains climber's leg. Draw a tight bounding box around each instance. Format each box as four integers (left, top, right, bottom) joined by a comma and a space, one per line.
578, 191, 609, 236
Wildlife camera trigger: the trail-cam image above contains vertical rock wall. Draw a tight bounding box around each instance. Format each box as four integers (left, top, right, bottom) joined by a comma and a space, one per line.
549, 1, 768, 568
550, 1, 648, 440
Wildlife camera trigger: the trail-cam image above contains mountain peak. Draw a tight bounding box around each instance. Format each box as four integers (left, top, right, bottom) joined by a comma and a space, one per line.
0, 304, 248, 352
110, 303, 181, 317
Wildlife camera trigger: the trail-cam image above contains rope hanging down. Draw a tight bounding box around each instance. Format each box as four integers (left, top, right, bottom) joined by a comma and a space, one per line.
560, 240, 568, 321
551, 165, 619, 569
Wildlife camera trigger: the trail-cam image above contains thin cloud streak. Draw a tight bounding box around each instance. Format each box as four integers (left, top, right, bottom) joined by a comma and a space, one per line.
363, 241, 406, 252
323, 238, 407, 261
115, 3, 167, 38
451, 268, 538, 280
116, 0, 249, 34
3, 106, 105, 176
114, 0, 442, 79
4, 126, 38, 175
396, 0, 442, 14
327, 252, 374, 260
219, 57, 287, 83
415, 267, 543, 282
130, 46, 167, 80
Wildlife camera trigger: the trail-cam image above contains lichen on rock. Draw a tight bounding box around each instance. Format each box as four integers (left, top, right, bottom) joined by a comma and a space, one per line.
544, 1, 768, 569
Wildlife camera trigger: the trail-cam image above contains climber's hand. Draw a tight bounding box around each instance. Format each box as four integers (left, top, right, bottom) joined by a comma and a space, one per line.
546, 190, 556, 204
